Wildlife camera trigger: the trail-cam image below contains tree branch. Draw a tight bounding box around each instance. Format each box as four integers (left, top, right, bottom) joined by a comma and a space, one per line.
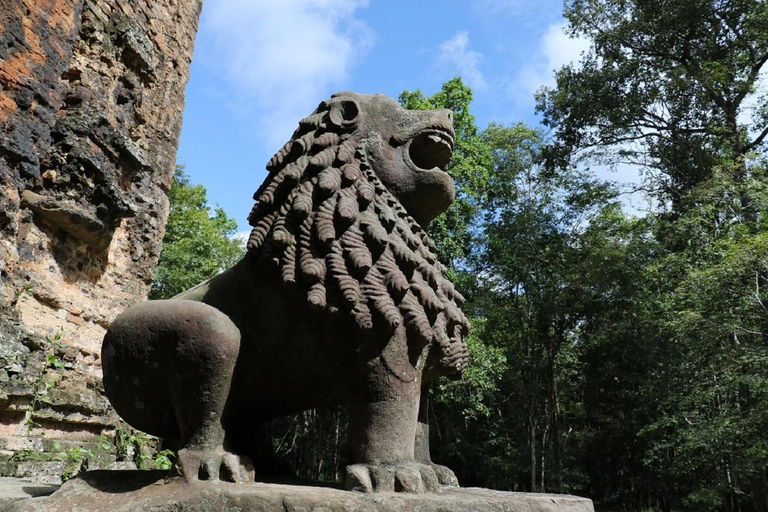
744, 125, 768, 152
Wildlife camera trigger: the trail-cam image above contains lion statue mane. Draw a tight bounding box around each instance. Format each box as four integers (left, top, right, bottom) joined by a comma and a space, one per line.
247, 94, 469, 379
102, 92, 469, 493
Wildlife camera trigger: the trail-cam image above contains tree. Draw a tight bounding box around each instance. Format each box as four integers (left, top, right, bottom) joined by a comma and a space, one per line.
150, 166, 244, 299
536, 1, 768, 509
636, 167, 768, 511
567, 208, 665, 510
399, 85, 628, 496
476, 123, 618, 493
537, 0, 768, 213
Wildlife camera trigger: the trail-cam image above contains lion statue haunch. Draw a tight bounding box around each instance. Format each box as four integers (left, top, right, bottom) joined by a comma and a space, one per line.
101, 92, 470, 493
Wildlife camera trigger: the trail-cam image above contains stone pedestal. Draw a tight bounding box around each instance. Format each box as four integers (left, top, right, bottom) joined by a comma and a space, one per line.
9, 471, 595, 512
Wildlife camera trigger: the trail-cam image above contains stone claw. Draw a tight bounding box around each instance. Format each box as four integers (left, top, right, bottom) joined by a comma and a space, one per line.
427, 462, 459, 487
345, 462, 441, 493
176, 447, 254, 483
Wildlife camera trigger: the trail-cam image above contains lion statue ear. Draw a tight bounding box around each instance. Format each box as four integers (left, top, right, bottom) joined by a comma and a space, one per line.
327, 98, 360, 129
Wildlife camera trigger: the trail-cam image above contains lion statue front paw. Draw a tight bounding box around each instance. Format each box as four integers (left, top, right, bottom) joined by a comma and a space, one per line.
345, 462, 441, 493
176, 447, 254, 484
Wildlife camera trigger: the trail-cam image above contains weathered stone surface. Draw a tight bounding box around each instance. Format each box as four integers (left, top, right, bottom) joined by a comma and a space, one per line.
20, 191, 111, 251
102, 93, 469, 492
9, 472, 596, 512
0, 476, 59, 509
0, 0, 203, 479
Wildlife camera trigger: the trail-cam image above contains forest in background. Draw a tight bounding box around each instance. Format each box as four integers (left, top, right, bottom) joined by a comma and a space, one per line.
151, 1, 768, 510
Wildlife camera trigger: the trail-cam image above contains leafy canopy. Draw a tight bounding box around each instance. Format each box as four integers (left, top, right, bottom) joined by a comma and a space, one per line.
150, 166, 244, 299
537, 0, 768, 205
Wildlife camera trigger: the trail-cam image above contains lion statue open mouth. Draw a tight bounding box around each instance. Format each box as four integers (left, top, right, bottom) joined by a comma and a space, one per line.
101, 92, 470, 493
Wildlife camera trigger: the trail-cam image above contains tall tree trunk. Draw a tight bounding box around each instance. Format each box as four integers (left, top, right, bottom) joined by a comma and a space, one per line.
727, 110, 757, 225
548, 339, 562, 492
751, 468, 768, 512
530, 412, 537, 492
541, 421, 549, 492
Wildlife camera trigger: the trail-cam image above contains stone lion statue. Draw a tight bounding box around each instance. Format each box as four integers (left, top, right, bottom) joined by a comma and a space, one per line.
101, 92, 470, 493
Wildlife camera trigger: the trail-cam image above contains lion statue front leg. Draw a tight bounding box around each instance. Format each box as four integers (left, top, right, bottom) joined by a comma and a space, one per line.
415, 386, 460, 487
343, 327, 442, 493
346, 394, 441, 493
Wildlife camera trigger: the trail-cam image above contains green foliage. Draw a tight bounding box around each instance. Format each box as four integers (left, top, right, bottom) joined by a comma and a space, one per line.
433, 319, 507, 421
56, 446, 93, 482
428, 317, 519, 491
150, 166, 245, 299
26, 329, 66, 430
633, 165, 768, 510
45, 330, 65, 370
113, 423, 143, 462
413, 29, 768, 510
464, 122, 619, 493
97, 434, 113, 452
115, 423, 149, 469
537, 0, 768, 207
532, 1, 768, 509
152, 449, 175, 471
112, 422, 174, 471
10, 448, 45, 463
567, 164, 768, 511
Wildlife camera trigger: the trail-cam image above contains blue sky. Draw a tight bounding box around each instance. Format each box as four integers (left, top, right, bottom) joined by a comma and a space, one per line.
176, 0, 595, 232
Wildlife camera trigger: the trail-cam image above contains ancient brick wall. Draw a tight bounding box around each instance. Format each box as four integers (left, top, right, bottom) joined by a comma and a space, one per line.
0, 0, 202, 480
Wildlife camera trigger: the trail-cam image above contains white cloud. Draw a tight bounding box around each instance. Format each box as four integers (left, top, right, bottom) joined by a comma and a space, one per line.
436, 31, 486, 90
198, 0, 374, 148
514, 22, 590, 100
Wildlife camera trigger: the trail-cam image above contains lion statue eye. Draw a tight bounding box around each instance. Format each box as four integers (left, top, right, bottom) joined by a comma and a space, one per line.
329, 100, 360, 128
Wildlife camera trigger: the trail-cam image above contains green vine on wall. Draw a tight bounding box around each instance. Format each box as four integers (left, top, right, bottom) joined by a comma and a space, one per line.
26, 329, 66, 430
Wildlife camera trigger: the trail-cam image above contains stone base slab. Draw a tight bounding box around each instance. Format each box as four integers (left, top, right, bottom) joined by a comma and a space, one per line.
8, 470, 594, 512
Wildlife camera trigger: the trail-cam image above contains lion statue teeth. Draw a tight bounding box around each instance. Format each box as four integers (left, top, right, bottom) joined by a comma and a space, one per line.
101, 92, 470, 493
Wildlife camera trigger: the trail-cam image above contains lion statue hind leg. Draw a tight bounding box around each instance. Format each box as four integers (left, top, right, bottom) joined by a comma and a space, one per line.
102, 299, 253, 483
415, 386, 459, 487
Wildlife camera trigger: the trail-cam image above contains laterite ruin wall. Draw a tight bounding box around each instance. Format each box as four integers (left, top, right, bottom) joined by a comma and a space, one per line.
0, 0, 202, 479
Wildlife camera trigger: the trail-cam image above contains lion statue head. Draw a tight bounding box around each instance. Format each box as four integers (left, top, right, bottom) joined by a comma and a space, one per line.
246, 92, 469, 379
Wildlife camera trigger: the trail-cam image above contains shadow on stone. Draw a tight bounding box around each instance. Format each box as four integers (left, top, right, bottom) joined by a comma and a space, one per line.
19, 484, 60, 498
74, 470, 168, 494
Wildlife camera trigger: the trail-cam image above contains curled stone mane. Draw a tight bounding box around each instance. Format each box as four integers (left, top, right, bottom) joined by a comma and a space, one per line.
247, 95, 469, 376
